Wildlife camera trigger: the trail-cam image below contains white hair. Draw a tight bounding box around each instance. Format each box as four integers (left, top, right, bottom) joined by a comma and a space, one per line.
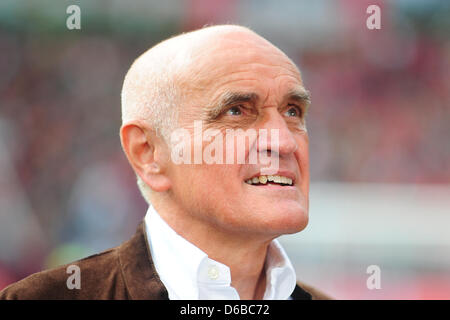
121, 34, 197, 203
121, 43, 191, 140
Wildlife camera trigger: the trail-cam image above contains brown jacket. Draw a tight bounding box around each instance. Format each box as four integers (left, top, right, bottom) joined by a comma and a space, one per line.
0, 222, 331, 300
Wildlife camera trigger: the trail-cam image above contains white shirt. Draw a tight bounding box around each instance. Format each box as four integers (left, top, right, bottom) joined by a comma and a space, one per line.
144, 205, 297, 300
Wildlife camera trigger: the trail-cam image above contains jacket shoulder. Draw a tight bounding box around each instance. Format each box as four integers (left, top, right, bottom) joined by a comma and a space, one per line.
296, 281, 333, 300
0, 247, 127, 300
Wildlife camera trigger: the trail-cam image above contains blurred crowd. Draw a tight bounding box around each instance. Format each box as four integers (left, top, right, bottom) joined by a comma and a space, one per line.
0, 0, 449, 292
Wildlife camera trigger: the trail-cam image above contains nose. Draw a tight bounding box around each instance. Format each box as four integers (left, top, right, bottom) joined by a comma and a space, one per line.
258, 109, 298, 156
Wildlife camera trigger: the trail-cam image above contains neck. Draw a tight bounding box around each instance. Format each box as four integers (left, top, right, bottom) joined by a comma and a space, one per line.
152, 199, 273, 300
208, 235, 269, 300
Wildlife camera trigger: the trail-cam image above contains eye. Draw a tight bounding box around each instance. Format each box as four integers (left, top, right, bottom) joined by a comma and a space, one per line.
284, 105, 302, 118
226, 106, 242, 116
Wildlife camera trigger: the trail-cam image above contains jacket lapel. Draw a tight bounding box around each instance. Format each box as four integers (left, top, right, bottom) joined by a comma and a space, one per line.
118, 222, 169, 300
291, 283, 312, 300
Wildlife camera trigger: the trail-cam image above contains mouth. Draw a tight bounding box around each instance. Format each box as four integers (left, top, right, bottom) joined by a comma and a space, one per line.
244, 174, 294, 187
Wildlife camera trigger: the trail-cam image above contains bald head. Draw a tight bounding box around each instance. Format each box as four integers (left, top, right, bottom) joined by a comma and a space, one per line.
120, 25, 305, 204
121, 25, 300, 140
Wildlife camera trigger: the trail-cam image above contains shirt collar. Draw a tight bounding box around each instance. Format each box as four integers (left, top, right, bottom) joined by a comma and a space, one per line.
263, 238, 298, 299
144, 205, 297, 300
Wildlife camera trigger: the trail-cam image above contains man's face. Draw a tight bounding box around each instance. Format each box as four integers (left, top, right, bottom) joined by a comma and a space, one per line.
165, 34, 309, 239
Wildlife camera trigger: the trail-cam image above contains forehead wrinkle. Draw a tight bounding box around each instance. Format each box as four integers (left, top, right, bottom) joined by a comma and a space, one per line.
175, 25, 304, 115
191, 56, 301, 86
198, 75, 305, 119
185, 35, 301, 88
190, 63, 301, 101
256, 84, 310, 112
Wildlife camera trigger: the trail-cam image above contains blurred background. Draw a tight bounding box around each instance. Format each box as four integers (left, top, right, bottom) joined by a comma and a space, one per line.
0, 0, 449, 299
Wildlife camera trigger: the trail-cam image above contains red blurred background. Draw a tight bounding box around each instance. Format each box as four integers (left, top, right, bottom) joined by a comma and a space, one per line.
0, 0, 449, 299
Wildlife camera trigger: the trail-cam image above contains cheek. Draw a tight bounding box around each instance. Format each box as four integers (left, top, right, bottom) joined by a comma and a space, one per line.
296, 135, 309, 191
170, 163, 240, 203
202, 165, 243, 200
168, 163, 249, 227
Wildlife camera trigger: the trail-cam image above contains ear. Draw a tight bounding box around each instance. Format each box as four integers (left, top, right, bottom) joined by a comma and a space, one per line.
120, 121, 171, 192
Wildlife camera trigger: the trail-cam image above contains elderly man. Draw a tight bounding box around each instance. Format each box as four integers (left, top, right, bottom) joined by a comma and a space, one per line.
0, 25, 329, 300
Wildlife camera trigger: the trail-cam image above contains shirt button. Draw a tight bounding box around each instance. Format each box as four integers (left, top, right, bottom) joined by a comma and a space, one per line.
207, 265, 219, 280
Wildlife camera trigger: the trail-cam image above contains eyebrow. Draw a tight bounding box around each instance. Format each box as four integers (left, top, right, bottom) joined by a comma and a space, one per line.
285, 88, 311, 114
205, 92, 259, 121
204, 88, 311, 121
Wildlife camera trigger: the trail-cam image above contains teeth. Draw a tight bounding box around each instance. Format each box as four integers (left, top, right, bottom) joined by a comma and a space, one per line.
245, 175, 293, 186
258, 175, 267, 184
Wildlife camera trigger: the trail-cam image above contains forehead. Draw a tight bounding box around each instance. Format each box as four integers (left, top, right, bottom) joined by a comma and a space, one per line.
185, 33, 303, 103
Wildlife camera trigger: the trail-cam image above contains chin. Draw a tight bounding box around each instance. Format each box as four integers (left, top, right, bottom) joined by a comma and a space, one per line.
284, 210, 309, 234
277, 208, 308, 234
254, 204, 309, 236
